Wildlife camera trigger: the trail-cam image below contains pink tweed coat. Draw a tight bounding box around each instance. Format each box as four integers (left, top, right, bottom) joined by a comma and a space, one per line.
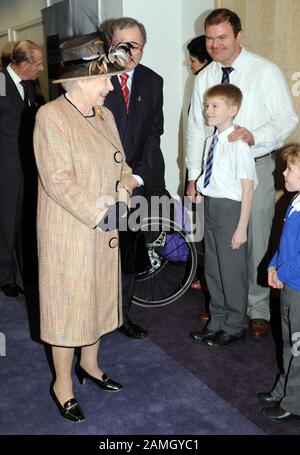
33, 95, 132, 346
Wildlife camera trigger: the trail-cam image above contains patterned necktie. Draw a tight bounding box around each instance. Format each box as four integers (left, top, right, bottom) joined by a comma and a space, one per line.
204, 135, 218, 188
120, 73, 130, 112
20, 80, 30, 107
221, 67, 234, 84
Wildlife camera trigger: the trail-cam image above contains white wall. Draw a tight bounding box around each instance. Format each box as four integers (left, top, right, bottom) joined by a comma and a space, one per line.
0, 0, 46, 28
181, 0, 214, 193
123, 0, 214, 195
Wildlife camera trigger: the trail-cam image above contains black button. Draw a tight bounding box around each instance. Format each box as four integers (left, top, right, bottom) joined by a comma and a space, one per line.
109, 237, 119, 248
114, 151, 123, 163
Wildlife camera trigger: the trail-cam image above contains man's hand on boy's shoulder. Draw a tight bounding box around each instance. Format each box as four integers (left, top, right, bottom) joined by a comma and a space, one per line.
228, 125, 255, 146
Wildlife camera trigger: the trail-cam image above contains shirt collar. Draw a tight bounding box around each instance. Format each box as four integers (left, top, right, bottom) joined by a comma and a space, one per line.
7, 63, 22, 84
118, 68, 135, 83
291, 193, 300, 211
217, 125, 235, 144
216, 46, 247, 71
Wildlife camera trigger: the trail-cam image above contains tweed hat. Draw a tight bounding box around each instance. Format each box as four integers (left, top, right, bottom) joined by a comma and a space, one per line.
52, 32, 132, 83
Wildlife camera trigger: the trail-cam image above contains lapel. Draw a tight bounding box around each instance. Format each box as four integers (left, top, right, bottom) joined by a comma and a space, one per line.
125, 65, 143, 137
3, 68, 25, 109
105, 76, 127, 141
62, 96, 121, 151
127, 65, 142, 118
3, 68, 38, 113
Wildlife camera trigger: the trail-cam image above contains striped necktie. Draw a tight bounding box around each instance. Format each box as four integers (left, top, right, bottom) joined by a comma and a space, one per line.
120, 73, 130, 112
221, 67, 234, 84
204, 135, 218, 188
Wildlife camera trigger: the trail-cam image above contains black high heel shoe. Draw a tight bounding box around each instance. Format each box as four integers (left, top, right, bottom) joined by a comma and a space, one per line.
75, 363, 123, 392
49, 384, 85, 423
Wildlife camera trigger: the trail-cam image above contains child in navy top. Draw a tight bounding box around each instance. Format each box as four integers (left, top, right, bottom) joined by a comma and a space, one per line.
259, 144, 300, 421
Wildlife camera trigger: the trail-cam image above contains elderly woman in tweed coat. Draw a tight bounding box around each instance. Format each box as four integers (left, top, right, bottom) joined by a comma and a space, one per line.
33, 35, 132, 423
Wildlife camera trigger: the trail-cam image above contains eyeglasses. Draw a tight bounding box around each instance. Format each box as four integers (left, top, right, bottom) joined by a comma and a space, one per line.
129, 41, 144, 51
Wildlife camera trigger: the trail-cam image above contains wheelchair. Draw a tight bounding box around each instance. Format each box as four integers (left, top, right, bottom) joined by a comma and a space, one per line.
132, 217, 197, 308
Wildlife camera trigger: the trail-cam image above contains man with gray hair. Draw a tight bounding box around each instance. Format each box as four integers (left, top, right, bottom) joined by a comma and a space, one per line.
0, 40, 44, 297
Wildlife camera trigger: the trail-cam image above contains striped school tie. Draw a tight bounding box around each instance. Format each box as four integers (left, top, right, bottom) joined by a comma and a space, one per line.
204, 135, 218, 188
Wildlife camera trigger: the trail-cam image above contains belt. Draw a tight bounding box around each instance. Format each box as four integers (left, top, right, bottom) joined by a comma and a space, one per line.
254, 151, 276, 162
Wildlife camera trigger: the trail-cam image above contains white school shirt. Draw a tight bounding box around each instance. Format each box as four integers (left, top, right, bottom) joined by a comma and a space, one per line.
197, 126, 258, 201
186, 47, 298, 180
289, 194, 300, 217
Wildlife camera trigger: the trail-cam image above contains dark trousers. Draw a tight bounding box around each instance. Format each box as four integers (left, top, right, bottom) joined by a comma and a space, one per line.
205, 197, 248, 335
119, 222, 152, 323
119, 229, 137, 323
272, 285, 300, 415
0, 176, 23, 286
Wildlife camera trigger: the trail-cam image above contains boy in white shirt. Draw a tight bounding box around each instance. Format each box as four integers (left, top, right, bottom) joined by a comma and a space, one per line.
190, 84, 257, 347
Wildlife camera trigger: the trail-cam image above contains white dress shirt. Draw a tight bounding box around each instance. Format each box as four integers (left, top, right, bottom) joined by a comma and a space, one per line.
186, 47, 299, 180
7, 63, 25, 99
197, 126, 258, 201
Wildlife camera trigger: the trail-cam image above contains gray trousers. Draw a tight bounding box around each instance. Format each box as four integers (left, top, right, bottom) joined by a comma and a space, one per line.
247, 155, 276, 320
204, 197, 248, 335
272, 286, 300, 415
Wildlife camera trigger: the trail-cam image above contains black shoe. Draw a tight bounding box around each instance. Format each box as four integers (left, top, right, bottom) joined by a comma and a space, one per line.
205, 330, 246, 347
189, 327, 217, 343
75, 363, 123, 392
2, 283, 24, 297
262, 405, 300, 422
118, 320, 148, 339
257, 392, 280, 404
49, 384, 85, 423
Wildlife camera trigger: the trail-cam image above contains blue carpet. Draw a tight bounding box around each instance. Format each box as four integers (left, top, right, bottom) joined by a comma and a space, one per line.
131, 288, 300, 435
0, 293, 263, 435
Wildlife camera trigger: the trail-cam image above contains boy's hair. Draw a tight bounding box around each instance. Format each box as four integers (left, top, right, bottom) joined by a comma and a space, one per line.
205, 83, 243, 110
282, 144, 300, 165
204, 8, 242, 37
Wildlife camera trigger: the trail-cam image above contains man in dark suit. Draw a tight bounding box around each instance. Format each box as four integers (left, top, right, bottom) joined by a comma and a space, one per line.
105, 17, 166, 338
0, 40, 44, 297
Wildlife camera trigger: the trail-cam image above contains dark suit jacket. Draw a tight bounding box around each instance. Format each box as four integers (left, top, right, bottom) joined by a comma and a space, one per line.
0, 68, 38, 186
0, 68, 40, 284
104, 63, 166, 198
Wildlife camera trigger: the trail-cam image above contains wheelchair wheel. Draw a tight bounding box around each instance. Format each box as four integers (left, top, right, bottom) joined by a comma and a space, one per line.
132, 218, 197, 307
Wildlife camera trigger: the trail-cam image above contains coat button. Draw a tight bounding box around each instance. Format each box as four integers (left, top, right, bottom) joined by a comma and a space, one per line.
114, 151, 123, 163
109, 237, 119, 248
